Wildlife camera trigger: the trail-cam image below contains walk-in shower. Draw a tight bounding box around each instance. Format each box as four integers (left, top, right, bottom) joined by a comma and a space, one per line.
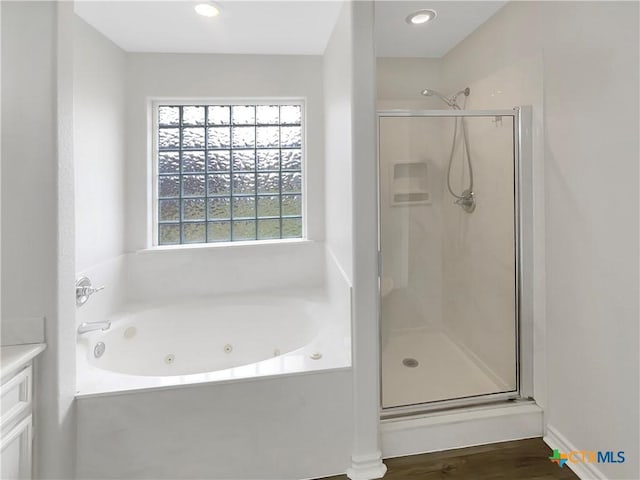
378, 103, 527, 413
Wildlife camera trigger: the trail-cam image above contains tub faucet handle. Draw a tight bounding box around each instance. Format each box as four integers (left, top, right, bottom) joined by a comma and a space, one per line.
76, 276, 105, 306
87, 285, 105, 293
79, 285, 104, 296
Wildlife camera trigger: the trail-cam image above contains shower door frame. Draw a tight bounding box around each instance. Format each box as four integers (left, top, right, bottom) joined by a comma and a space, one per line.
376, 107, 533, 417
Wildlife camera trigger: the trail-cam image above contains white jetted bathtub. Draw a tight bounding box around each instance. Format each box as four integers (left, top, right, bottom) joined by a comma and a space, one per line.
76, 292, 351, 396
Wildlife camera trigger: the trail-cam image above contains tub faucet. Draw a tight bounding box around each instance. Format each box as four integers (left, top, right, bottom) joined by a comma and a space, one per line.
77, 320, 111, 335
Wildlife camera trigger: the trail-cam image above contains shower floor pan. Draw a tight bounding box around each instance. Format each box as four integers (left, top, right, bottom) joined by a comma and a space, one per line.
382, 329, 506, 408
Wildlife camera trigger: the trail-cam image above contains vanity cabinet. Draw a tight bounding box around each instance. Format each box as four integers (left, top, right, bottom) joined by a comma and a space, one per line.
1, 345, 45, 480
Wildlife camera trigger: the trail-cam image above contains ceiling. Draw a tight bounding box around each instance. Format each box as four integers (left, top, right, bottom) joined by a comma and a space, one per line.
74, 0, 506, 57
375, 1, 507, 58
73, 1, 344, 55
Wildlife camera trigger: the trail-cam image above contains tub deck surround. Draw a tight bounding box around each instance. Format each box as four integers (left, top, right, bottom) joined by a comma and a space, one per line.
127, 239, 327, 305
76, 288, 351, 397
75, 368, 354, 479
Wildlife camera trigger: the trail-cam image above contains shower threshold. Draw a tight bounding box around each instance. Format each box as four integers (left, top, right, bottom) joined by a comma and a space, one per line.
381, 393, 527, 420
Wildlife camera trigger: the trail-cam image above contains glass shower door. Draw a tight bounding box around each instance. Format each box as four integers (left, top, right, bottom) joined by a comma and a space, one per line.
378, 109, 520, 410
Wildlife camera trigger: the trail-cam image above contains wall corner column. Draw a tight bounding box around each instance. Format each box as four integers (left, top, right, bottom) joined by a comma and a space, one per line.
347, 1, 386, 479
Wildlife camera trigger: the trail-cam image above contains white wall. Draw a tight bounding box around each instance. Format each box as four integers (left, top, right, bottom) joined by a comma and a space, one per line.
323, 3, 353, 281
125, 52, 325, 249
442, 2, 639, 478
73, 17, 126, 272
73, 15, 128, 331
123, 52, 326, 301
0, 0, 3, 336
377, 57, 442, 109
1, 2, 76, 478
1, 2, 57, 326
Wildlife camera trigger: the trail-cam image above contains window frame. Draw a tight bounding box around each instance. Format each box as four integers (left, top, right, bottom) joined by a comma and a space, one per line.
149, 98, 307, 248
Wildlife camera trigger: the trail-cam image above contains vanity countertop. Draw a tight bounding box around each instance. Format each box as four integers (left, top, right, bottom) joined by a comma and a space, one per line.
1, 343, 46, 379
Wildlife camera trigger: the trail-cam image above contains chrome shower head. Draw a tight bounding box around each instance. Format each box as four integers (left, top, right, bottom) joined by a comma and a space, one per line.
420, 88, 454, 107
420, 87, 470, 109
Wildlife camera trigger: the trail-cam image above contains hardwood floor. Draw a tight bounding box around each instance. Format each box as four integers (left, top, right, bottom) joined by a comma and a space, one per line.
320, 438, 580, 480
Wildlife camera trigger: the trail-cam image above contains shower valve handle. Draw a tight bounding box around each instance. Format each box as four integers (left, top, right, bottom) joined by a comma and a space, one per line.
75, 276, 105, 306
454, 190, 476, 214
78, 285, 105, 296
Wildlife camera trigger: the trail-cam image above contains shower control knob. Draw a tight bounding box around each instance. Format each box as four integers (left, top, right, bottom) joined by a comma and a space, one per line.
454, 189, 476, 213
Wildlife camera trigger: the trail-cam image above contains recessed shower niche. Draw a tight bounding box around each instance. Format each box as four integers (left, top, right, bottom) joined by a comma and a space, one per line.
389, 161, 430, 206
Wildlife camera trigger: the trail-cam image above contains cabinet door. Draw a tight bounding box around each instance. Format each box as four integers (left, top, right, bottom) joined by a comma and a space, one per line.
1, 415, 32, 480
1, 366, 32, 429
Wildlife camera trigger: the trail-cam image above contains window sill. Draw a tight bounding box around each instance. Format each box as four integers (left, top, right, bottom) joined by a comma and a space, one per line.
136, 238, 314, 255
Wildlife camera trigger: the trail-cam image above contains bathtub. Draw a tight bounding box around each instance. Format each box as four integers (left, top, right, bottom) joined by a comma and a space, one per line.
76, 290, 351, 396
75, 251, 354, 479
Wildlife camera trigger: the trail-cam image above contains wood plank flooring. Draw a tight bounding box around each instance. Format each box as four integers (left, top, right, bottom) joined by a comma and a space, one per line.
320, 438, 579, 480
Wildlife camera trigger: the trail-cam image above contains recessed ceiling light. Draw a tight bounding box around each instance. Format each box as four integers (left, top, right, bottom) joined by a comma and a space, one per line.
194, 2, 220, 18
406, 9, 437, 25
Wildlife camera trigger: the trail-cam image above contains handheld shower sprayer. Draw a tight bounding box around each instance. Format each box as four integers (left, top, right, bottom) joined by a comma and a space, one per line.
420, 86, 475, 213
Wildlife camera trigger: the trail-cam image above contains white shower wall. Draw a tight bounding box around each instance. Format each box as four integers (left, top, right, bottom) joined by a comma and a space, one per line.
377, 58, 446, 334
440, 114, 517, 389
378, 117, 446, 332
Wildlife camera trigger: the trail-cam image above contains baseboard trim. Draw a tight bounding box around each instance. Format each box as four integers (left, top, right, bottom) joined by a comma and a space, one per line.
346, 451, 387, 480
543, 425, 607, 480
381, 402, 543, 459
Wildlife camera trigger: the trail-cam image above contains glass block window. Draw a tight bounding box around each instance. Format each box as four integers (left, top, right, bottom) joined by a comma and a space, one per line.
155, 103, 304, 245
